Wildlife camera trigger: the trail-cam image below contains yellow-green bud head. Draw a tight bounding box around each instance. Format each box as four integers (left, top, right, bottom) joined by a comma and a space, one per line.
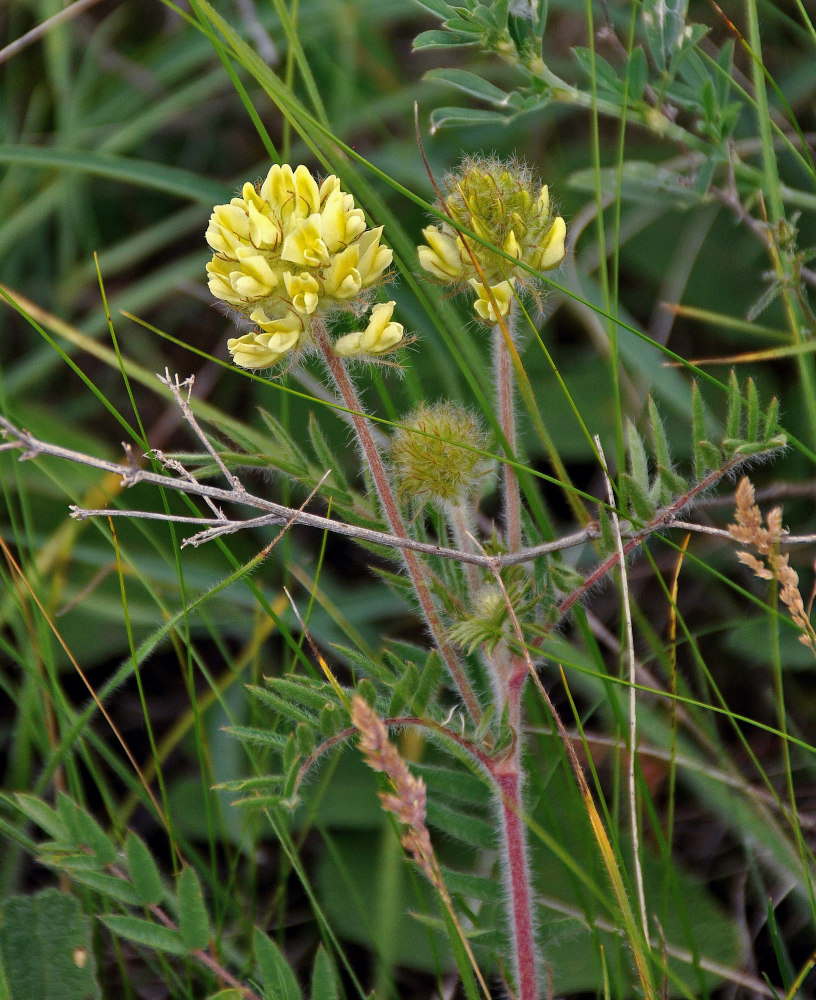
417, 155, 566, 322
390, 401, 491, 507
206, 164, 396, 369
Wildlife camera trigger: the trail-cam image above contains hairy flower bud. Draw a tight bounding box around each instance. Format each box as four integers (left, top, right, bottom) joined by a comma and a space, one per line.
417, 156, 566, 322
390, 402, 491, 507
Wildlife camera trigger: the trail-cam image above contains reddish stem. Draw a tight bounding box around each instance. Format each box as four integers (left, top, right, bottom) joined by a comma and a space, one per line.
312, 322, 481, 722
494, 756, 538, 1000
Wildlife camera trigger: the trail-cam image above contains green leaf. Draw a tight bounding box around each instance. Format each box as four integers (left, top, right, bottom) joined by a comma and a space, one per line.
410, 0, 455, 16
429, 106, 518, 131
62, 868, 143, 907
423, 68, 514, 106
126, 832, 164, 906
726, 369, 741, 440
439, 904, 481, 1000
0, 890, 101, 1000
744, 377, 760, 442
569, 162, 705, 209
308, 413, 353, 501
389, 662, 421, 716
572, 48, 624, 96
310, 946, 338, 1000
426, 800, 495, 848
0, 144, 230, 205
295, 722, 316, 757
698, 440, 723, 471
625, 418, 650, 494
643, 0, 690, 72
224, 725, 290, 751
412, 650, 444, 716
621, 472, 655, 522
762, 396, 781, 442
647, 398, 670, 470
56, 797, 116, 866
627, 46, 648, 102
413, 29, 478, 50
319, 702, 344, 736
177, 866, 210, 951
98, 915, 189, 955
13, 794, 68, 840
254, 928, 303, 1000
657, 466, 688, 502
692, 382, 708, 480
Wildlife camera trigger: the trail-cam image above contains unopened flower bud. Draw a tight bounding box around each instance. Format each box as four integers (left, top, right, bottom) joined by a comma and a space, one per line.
391, 402, 491, 506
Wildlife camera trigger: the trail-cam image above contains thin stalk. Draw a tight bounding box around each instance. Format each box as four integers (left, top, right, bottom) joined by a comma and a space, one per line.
311, 320, 481, 722
597, 438, 648, 940
494, 303, 522, 552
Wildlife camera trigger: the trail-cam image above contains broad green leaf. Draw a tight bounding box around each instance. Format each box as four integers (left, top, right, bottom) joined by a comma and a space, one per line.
99, 915, 189, 956
0, 890, 101, 1000
254, 929, 302, 1000
177, 866, 210, 951
126, 832, 164, 906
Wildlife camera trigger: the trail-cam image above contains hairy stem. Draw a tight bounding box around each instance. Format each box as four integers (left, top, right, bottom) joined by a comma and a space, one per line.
312, 321, 481, 722
495, 760, 538, 1000
491, 649, 537, 1000
447, 501, 481, 600
494, 305, 522, 552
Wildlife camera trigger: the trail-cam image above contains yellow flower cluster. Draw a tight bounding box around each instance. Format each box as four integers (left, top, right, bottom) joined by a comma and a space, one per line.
417, 156, 566, 322
206, 164, 403, 368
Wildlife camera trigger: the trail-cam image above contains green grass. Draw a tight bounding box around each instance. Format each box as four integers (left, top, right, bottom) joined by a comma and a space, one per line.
1, 0, 816, 998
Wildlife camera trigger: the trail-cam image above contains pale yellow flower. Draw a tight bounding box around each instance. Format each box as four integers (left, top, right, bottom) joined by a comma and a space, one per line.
227, 327, 302, 369
333, 302, 404, 357
206, 164, 396, 369
468, 279, 516, 323
417, 156, 566, 323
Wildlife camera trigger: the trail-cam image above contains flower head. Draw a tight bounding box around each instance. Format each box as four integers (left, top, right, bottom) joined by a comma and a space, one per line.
390, 401, 491, 507
417, 156, 566, 322
206, 164, 401, 368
